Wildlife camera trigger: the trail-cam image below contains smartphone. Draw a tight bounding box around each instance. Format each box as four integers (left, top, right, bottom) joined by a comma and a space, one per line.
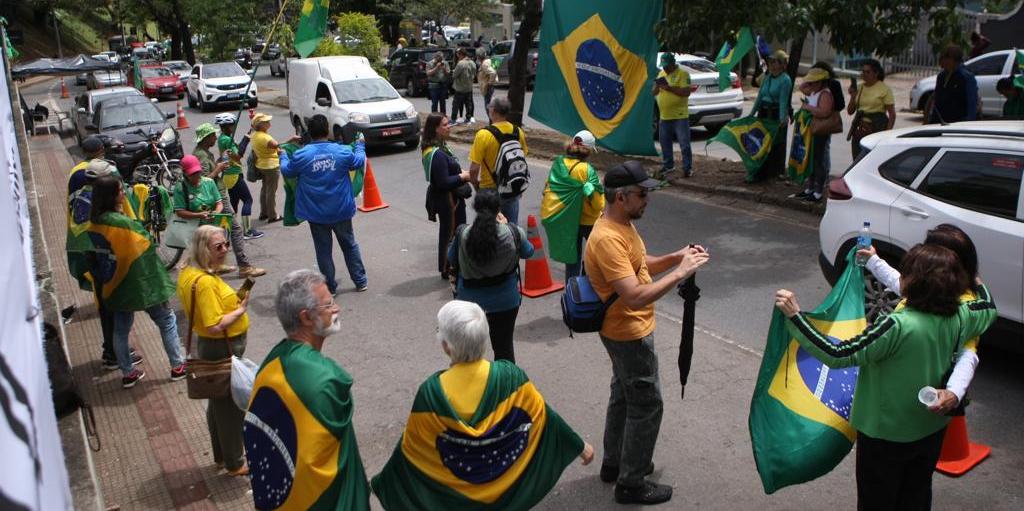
655, 77, 669, 87
236, 278, 255, 301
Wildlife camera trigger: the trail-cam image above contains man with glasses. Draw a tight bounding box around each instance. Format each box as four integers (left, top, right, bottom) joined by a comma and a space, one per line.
243, 269, 371, 509
583, 161, 710, 505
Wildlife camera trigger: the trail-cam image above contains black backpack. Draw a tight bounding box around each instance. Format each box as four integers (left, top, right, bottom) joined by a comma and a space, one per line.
485, 125, 529, 199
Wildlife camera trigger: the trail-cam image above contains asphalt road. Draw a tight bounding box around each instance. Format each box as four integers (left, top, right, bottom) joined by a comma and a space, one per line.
22, 71, 1023, 510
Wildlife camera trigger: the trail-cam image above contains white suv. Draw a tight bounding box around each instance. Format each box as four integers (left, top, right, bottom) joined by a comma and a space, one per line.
909, 49, 1019, 117
818, 121, 1023, 346
185, 62, 258, 112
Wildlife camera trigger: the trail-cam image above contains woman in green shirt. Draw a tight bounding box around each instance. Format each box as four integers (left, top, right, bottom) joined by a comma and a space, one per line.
775, 244, 996, 509
750, 50, 793, 182
173, 154, 223, 221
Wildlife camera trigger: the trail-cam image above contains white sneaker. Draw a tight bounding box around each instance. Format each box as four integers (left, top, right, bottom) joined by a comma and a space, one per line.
468, 117, 476, 124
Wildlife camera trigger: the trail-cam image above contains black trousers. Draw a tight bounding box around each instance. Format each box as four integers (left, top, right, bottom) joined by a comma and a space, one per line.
486, 307, 519, 363
452, 91, 473, 120
435, 192, 466, 274
99, 299, 115, 361
856, 427, 947, 511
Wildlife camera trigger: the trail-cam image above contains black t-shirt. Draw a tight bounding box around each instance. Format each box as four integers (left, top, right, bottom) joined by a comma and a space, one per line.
828, 79, 846, 112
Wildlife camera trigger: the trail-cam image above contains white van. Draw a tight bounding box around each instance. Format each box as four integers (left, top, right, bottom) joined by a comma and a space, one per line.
288, 56, 420, 148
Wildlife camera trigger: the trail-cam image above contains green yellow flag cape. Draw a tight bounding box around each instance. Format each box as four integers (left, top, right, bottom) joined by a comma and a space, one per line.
86, 212, 174, 311
749, 249, 865, 494
371, 360, 584, 510
282, 142, 364, 227
716, 27, 754, 91
244, 339, 370, 510
540, 156, 602, 264
295, 0, 330, 58
707, 116, 780, 180
66, 187, 96, 291
1015, 50, 1024, 89
528, 0, 662, 155
787, 109, 815, 185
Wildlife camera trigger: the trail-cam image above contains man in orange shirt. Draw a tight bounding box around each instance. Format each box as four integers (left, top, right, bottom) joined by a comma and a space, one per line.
583, 161, 709, 506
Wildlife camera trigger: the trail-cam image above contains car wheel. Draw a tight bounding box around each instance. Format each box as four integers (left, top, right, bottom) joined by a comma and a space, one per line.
187, 91, 196, 108
249, 99, 258, 109
405, 139, 418, 149
863, 272, 901, 325
917, 91, 932, 113
198, 95, 209, 112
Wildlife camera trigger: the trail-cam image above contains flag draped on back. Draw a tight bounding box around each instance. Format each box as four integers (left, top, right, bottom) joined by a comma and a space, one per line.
716, 27, 754, 91
707, 117, 780, 180
787, 109, 814, 184
282, 142, 365, 227
244, 340, 370, 510
540, 157, 601, 264
295, 0, 331, 58
371, 360, 584, 510
749, 249, 865, 494
529, 0, 661, 155
85, 212, 174, 311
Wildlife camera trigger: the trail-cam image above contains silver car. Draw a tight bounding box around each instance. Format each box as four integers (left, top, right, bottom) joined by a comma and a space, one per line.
86, 70, 128, 90
655, 52, 744, 133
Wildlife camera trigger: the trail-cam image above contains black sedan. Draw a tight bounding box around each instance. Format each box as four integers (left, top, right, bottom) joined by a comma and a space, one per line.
81, 96, 184, 177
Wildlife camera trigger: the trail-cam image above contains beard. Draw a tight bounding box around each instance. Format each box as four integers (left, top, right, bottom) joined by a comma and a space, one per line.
313, 313, 342, 337
628, 206, 645, 220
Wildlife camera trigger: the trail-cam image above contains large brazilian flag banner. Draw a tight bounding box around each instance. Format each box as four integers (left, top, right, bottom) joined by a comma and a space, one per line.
371, 360, 584, 510
528, 0, 662, 155
749, 249, 865, 494
787, 109, 815, 185
707, 116, 781, 181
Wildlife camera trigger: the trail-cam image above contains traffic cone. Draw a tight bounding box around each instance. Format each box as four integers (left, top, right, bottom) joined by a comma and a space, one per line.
176, 102, 190, 129
60, 77, 69, 99
520, 215, 565, 298
357, 160, 389, 212
935, 415, 991, 476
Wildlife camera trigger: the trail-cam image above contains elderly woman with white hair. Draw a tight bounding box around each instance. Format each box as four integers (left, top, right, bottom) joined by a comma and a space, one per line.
371, 300, 593, 509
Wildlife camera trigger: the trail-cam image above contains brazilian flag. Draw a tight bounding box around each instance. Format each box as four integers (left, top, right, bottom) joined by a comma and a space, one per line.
540, 156, 602, 264
295, 0, 331, 58
787, 109, 815, 185
707, 116, 781, 180
715, 27, 755, 91
1015, 50, 1024, 89
244, 339, 370, 510
749, 249, 865, 494
86, 212, 175, 311
371, 361, 585, 509
529, 1, 662, 155
66, 187, 96, 291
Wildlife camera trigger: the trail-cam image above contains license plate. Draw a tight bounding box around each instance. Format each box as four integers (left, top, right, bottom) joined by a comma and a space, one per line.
161, 87, 173, 93
705, 85, 719, 93
225, 93, 240, 100
381, 128, 402, 137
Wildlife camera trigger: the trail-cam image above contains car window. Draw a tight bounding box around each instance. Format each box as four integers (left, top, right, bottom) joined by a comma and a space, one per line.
916, 151, 1023, 219
98, 102, 165, 129
141, 67, 173, 78
202, 63, 245, 79
680, 59, 717, 73
332, 78, 399, 104
878, 147, 938, 186
315, 82, 332, 101
965, 54, 1005, 76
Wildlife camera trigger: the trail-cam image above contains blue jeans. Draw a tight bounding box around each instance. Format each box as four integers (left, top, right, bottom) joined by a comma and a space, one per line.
113, 303, 183, 375
499, 196, 519, 226
658, 118, 692, 171
429, 84, 447, 116
309, 220, 367, 293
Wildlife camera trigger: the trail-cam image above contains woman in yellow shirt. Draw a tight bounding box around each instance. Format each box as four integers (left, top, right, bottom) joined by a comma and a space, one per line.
177, 225, 250, 476
250, 113, 298, 223
846, 59, 896, 158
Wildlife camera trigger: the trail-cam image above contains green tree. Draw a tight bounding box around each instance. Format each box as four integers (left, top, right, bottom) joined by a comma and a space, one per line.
311, 12, 388, 77
184, 0, 262, 61
406, 0, 490, 27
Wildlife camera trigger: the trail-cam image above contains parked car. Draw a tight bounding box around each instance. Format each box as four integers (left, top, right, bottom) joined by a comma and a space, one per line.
131, 46, 153, 61
233, 48, 254, 69
162, 60, 192, 83
73, 86, 144, 144
85, 69, 127, 90
909, 49, 1019, 117
99, 50, 120, 64
818, 121, 1023, 349
186, 61, 258, 111
75, 72, 89, 86
384, 47, 455, 97
79, 95, 183, 175
139, 65, 185, 100
652, 52, 744, 134
491, 39, 539, 89
270, 54, 289, 77
288, 56, 419, 149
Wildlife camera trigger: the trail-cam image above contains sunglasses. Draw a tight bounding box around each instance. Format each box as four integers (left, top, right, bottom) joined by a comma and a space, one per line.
624, 189, 649, 199
213, 241, 230, 251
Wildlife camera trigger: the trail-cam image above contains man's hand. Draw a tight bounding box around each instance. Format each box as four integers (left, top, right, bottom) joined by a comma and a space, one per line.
674, 247, 709, 280
928, 389, 959, 415
579, 442, 594, 465
775, 289, 800, 318
496, 212, 508, 224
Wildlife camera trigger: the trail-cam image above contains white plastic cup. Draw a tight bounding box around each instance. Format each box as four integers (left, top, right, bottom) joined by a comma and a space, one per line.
918, 386, 939, 407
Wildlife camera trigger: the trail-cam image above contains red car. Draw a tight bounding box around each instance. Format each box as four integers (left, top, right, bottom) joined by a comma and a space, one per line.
140, 65, 185, 100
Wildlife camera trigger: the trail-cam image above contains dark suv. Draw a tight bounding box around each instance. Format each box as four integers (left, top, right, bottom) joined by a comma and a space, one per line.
385, 48, 455, 97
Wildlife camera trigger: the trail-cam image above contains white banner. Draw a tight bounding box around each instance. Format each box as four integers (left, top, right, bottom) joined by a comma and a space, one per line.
0, 52, 72, 509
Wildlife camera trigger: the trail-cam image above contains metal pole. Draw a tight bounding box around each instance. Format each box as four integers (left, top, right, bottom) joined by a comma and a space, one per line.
677, 273, 700, 400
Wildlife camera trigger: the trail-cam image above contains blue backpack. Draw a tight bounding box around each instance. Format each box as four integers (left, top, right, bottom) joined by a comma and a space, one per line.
561, 274, 618, 337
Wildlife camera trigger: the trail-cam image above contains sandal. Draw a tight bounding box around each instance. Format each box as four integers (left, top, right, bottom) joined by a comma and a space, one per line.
226, 463, 249, 476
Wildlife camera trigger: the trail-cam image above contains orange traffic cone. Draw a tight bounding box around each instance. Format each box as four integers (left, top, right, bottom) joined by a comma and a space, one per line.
176, 102, 190, 129
935, 415, 990, 476
520, 215, 565, 298
60, 77, 69, 99
357, 160, 389, 212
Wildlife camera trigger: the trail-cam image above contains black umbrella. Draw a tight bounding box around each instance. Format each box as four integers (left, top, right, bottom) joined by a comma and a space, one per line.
677, 273, 700, 400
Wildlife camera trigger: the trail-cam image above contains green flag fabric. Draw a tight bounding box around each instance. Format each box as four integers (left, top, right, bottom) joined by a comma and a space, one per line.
716, 27, 754, 91
707, 116, 780, 181
787, 109, 815, 185
540, 156, 601, 264
371, 360, 584, 509
280, 142, 303, 227
295, 0, 331, 58
1015, 50, 1024, 89
749, 249, 865, 494
86, 212, 175, 311
528, 0, 662, 155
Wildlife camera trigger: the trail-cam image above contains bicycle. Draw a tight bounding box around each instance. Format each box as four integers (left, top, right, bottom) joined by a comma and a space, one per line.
127, 129, 184, 269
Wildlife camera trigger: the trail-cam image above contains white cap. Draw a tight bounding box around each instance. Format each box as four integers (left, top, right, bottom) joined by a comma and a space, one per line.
572, 130, 597, 151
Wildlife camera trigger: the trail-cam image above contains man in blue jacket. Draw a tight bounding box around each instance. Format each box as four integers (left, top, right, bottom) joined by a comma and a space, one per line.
281, 115, 368, 294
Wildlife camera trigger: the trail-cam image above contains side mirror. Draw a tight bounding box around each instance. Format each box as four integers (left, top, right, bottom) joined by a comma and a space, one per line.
316, 97, 331, 107
165, 111, 176, 119
77, 107, 86, 114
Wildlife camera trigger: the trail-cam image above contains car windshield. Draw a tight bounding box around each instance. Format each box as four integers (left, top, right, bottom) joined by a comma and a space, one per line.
141, 67, 173, 78
680, 59, 717, 73
333, 78, 399, 103
203, 63, 245, 79
98, 103, 165, 129
92, 92, 135, 110
165, 62, 190, 71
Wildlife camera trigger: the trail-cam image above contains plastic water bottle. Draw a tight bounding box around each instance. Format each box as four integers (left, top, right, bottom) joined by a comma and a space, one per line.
855, 221, 872, 266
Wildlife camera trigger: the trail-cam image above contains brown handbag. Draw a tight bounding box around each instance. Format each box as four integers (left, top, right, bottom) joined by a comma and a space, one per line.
810, 90, 843, 135
184, 275, 233, 400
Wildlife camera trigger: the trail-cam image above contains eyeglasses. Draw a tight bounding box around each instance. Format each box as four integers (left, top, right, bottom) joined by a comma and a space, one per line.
212, 241, 230, 251
312, 299, 337, 310
624, 189, 649, 199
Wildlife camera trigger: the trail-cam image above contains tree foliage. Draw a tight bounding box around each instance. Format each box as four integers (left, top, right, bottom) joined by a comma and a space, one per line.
311, 12, 388, 77
405, 0, 491, 26
185, 0, 262, 61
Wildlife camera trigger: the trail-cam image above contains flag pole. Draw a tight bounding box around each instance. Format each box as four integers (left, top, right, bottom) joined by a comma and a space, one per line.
230, 0, 294, 144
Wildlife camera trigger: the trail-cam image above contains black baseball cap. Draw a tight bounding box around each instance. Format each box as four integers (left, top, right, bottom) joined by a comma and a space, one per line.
82, 136, 105, 156
604, 160, 661, 189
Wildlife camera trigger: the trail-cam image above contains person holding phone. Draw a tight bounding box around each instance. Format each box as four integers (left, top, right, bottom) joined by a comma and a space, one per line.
847, 59, 895, 158
652, 52, 693, 179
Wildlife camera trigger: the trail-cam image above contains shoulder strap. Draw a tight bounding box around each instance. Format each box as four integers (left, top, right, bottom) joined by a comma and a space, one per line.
451, 224, 468, 275
484, 125, 506, 178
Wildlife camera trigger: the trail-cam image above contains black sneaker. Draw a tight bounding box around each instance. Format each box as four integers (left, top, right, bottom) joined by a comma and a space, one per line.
102, 352, 143, 371
683, 168, 694, 178
804, 192, 823, 203
600, 462, 655, 483
789, 190, 812, 200
614, 481, 673, 505
121, 368, 146, 389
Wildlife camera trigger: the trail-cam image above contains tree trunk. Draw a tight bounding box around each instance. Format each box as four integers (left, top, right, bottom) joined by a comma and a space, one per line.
786, 33, 805, 82
180, 21, 195, 64
506, 0, 542, 126
169, 25, 182, 61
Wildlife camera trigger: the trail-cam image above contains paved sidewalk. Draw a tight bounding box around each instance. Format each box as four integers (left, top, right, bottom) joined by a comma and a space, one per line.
31, 134, 252, 510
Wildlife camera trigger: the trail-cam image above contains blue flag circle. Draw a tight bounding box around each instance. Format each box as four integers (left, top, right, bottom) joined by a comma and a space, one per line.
244, 387, 298, 510
575, 39, 625, 120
